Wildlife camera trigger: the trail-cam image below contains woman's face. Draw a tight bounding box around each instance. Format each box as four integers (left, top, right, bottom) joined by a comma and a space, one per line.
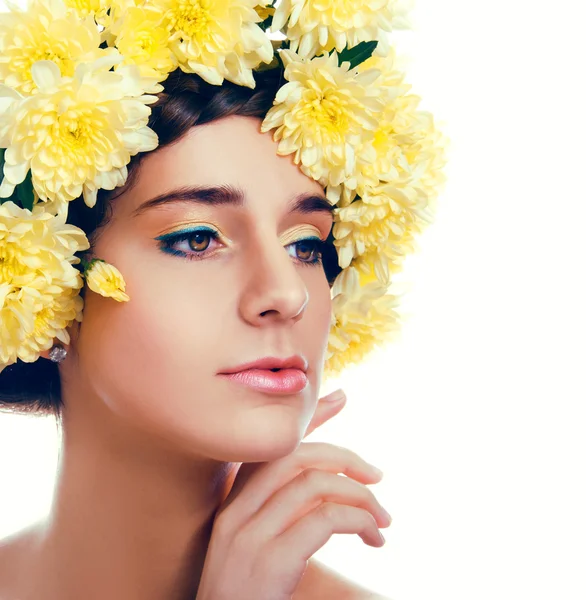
65, 115, 335, 462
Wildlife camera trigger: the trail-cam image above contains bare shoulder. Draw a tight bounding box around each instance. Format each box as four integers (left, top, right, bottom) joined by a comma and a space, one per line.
0, 528, 24, 571
0, 523, 38, 559
0, 523, 41, 597
293, 557, 391, 600
1, 531, 392, 600
0, 530, 21, 597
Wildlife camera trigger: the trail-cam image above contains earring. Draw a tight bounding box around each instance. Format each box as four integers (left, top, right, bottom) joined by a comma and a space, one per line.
48, 344, 68, 363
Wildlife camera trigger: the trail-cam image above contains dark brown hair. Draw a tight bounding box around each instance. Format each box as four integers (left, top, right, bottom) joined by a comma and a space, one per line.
0, 67, 342, 421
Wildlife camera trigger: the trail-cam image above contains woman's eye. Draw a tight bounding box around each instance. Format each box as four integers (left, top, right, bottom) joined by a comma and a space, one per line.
156, 228, 326, 266
156, 228, 220, 261
286, 237, 326, 266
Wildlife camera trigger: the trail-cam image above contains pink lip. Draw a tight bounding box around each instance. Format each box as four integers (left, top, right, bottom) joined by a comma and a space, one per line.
219, 355, 308, 375
218, 368, 308, 394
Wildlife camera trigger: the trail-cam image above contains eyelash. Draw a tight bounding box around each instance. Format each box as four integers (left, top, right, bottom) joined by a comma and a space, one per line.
156, 227, 326, 267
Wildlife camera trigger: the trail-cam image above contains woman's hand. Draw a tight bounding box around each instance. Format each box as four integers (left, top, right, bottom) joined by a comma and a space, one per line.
195, 389, 391, 600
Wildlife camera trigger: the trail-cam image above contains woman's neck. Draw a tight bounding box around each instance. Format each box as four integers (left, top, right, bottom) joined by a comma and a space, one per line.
9, 395, 240, 600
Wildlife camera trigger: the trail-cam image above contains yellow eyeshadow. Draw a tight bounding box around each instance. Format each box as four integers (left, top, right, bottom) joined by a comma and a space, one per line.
279, 224, 323, 246
158, 221, 226, 238
157, 222, 322, 246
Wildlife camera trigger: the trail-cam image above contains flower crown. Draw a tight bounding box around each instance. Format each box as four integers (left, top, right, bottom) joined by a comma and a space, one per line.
0, 0, 448, 380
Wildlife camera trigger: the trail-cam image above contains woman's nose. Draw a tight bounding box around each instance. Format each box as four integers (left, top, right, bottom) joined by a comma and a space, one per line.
238, 239, 310, 327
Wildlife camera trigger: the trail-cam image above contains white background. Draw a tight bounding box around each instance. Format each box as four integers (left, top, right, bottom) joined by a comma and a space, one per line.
1, 1, 586, 599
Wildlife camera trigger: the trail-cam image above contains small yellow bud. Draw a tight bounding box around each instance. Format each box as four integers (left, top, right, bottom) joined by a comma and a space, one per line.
85, 260, 130, 303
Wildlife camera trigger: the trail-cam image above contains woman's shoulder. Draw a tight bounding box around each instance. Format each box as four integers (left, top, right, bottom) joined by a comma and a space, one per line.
294, 558, 391, 600
0, 525, 35, 598
0, 529, 390, 600
0, 525, 30, 564
0, 522, 48, 600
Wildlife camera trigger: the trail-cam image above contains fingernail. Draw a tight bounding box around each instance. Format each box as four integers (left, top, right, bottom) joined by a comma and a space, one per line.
325, 389, 346, 402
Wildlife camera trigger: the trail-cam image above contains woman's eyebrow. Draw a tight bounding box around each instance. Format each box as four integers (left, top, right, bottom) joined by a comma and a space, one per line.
130, 183, 335, 218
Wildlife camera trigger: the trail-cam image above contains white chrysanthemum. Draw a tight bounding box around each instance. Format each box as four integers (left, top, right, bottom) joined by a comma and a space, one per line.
324, 266, 402, 378
0, 57, 159, 209
150, 0, 274, 88
271, 0, 413, 59
0, 200, 89, 374
261, 49, 384, 189
0, 0, 112, 96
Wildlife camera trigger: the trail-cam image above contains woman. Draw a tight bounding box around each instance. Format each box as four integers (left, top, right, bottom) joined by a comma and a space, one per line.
0, 1, 445, 598
0, 65, 393, 600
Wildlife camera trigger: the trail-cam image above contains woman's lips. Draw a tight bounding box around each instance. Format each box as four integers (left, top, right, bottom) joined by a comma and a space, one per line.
218, 368, 308, 394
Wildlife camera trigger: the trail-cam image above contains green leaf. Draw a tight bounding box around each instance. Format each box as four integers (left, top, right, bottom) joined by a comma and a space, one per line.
16, 170, 35, 212
81, 257, 106, 277
0, 149, 9, 206
336, 40, 379, 70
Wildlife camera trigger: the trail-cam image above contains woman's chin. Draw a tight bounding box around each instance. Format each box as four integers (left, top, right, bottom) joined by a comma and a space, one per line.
200, 408, 311, 463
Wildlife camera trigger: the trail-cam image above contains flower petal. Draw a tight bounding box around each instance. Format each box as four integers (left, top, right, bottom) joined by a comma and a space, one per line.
30, 60, 62, 91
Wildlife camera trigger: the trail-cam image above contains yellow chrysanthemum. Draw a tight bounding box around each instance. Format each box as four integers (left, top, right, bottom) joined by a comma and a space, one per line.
260, 49, 384, 190
332, 179, 437, 281
62, 0, 137, 26
0, 200, 89, 374
350, 228, 419, 287
328, 117, 447, 278
323, 265, 402, 379
62, 0, 107, 19
149, 0, 274, 88
0, 0, 110, 96
327, 48, 449, 207
109, 6, 178, 87
317, 49, 448, 279
270, 0, 412, 60
333, 184, 409, 270
0, 57, 159, 209
85, 259, 130, 302
357, 46, 409, 90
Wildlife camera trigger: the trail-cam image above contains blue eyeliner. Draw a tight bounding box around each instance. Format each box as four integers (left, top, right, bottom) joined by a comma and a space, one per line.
155, 226, 326, 265
154, 226, 217, 242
